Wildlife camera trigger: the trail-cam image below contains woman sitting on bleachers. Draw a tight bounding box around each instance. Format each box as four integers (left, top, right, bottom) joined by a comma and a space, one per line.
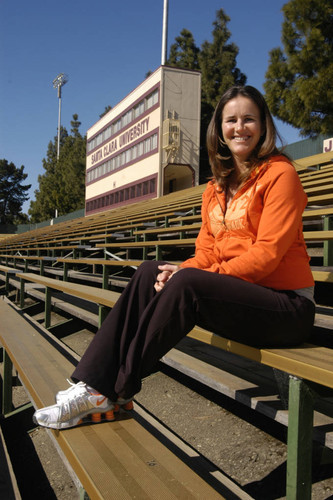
33, 85, 315, 429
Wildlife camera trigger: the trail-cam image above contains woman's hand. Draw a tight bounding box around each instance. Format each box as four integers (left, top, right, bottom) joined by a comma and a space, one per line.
154, 264, 180, 292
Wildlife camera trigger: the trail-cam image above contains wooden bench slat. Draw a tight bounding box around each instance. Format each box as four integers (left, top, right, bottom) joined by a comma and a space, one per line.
55, 258, 144, 267
0, 300, 224, 499
303, 230, 333, 241
15, 273, 333, 389
187, 327, 333, 389
96, 239, 197, 248
16, 273, 119, 308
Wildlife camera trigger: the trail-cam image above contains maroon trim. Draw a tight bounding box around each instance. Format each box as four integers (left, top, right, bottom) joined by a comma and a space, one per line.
85, 174, 158, 215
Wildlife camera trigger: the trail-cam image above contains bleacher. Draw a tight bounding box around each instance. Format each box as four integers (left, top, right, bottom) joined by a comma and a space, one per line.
0, 151, 332, 499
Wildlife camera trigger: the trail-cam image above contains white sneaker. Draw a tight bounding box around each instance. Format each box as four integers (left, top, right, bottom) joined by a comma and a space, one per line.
33, 385, 115, 429
56, 381, 134, 412
55, 380, 87, 404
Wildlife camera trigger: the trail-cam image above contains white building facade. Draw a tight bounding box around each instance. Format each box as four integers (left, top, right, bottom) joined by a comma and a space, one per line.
85, 66, 201, 215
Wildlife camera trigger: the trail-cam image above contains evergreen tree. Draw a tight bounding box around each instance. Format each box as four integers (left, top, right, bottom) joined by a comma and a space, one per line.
199, 9, 246, 113
29, 116, 86, 222
0, 159, 31, 224
167, 9, 246, 182
199, 10, 246, 182
100, 106, 112, 119
168, 29, 200, 70
264, 0, 333, 136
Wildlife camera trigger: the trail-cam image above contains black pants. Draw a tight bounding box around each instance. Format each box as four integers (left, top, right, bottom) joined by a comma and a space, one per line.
72, 261, 315, 401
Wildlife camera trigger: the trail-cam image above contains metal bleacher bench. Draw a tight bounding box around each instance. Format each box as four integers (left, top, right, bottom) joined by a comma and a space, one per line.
2, 270, 331, 499
0, 298, 225, 500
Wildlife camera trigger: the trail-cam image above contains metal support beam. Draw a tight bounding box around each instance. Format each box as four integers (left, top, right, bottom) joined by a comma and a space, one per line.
63, 262, 69, 282
45, 286, 52, 329
286, 376, 314, 499
102, 266, 110, 290
20, 278, 25, 308
40, 259, 45, 276
98, 305, 110, 328
2, 349, 13, 415
324, 216, 333, 266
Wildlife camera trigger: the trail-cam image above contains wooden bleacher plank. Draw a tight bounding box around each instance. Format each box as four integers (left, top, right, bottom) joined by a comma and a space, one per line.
0, 299, 226, 499
301, 174, 333, 188
56, 258, 144, 267
306, 193, 333, 205
302, 208, 333, 219
186, 327, 333, 389
14, 273, 333, 391
303, 183, 333, 197
96, 238, 197, 249
162, 346, 333, 447
312, 270, 333, 282
303, 230, 333, 241
133, 223, 202, 236
16, 273, 120, 308
294, 151, 333, 171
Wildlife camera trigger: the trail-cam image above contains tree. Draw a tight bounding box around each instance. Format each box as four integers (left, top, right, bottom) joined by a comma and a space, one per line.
199, 9, 246, 113
200, 10, 246, 182
29, 115, 86, 222
168, 29, 200, 70
100, 106, 112, 119
167, 9, 247, 182
264, 0, 333, 136
0, 159, 31, 224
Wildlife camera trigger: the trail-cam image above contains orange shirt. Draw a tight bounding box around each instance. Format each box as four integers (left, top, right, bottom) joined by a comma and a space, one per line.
180, 156, 314, 290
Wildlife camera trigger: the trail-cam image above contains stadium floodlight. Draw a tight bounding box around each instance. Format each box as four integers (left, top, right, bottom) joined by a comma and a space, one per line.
52, 73, 69, 159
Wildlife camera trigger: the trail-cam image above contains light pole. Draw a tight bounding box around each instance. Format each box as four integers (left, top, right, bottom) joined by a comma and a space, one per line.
52, 73, 69, 160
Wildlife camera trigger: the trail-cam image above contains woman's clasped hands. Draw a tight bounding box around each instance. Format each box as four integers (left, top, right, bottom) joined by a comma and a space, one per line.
154, 264, 180, 292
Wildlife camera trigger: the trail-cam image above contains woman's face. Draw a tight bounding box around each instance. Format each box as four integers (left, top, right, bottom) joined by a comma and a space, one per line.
221, 95, 263, 164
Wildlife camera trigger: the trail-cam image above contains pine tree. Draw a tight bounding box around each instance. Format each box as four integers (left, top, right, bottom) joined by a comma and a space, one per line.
167, 9, 247, 183
29, 116, 86, 222
168, 29, 200, 70
264, 0, 333, 136
199, 10, 246, 112
0, 159, 31, 224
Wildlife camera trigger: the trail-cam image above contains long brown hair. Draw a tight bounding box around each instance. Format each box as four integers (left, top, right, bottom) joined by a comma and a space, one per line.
206, 85, 283, 189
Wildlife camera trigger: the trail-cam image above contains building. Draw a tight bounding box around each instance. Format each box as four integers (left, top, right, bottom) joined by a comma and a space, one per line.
284, 133, 333, 160
85, 66, 201, 215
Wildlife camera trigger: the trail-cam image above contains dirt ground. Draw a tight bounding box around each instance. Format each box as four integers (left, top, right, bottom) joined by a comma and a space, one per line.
3, 327, 333, 500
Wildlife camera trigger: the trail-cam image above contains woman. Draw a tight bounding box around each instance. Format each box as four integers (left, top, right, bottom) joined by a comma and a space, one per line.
34, 85, 315, 429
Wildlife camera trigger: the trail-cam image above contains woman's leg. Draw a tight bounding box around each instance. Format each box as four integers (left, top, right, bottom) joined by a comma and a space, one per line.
73, 266, 315, 401
72, 260, 163, 400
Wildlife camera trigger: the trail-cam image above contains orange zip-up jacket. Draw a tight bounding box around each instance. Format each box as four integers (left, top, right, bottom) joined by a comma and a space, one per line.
180, 155, 314, 290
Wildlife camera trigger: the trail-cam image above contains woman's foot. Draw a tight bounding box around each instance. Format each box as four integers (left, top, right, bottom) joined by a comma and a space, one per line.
55, 381, 134, 412
33, 383, 115, 429
55, 380, 87, 404
114, 398, 134, 412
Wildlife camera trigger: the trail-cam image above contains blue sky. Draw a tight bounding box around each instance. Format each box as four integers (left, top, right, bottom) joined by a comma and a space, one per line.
1, 0, 300, 213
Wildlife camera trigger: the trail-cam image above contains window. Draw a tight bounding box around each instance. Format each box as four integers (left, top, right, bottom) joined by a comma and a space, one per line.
146, 89, 158, 110
144, 137, 151, 153
134, 100, 144, 118
122, 109, 132, 127
87, 133, 158, 183
87, 88, 159, 153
